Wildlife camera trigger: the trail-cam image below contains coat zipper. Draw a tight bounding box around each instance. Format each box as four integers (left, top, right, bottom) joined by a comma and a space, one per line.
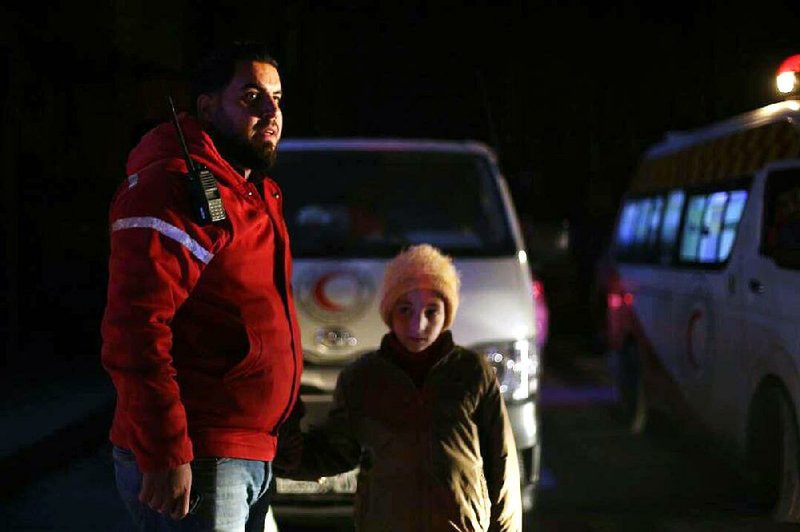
250, 181, 300, 437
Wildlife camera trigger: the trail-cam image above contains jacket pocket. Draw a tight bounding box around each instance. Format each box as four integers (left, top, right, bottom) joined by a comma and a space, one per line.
223, 326, 263, 382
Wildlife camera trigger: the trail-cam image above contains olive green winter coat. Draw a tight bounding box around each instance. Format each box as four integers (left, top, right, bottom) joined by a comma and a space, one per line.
288, 332, 522, 532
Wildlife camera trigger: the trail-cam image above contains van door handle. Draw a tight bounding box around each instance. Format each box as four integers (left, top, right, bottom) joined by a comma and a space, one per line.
749, 278, 764, 294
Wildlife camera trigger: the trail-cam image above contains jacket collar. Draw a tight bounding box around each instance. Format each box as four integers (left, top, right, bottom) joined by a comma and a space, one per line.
380, 330, 455, 362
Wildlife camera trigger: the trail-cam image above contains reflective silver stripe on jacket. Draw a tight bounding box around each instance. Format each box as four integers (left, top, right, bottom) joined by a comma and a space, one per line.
111, 217, 214, 264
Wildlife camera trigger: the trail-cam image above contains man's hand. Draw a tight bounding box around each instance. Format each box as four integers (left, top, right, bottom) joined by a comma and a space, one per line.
139, 463, 193, 520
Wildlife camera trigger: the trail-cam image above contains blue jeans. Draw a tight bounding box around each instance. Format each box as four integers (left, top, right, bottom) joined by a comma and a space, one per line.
113, 446, 273, 532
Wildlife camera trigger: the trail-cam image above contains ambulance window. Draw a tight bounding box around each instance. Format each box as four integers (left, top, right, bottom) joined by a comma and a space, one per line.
718, 190, 748, 261
647, 197, 664, 249
616, 201, 640, 247
698, 192, 727, 263
634, 199, 654, 245
763, 169, 800, 267
659, 190, 685, 263
680, 195, 708, 262
678, 189, 748, 265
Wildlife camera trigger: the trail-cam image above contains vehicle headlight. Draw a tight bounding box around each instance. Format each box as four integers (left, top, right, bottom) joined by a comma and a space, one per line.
473, 338, 539, 401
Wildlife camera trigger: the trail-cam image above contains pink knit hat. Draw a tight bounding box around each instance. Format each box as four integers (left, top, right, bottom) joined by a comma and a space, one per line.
379, 244, 461, 329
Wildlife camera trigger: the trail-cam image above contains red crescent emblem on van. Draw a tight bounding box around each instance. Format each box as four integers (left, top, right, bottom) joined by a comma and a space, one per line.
297, 268, 376, 323
313, 272, 346, 312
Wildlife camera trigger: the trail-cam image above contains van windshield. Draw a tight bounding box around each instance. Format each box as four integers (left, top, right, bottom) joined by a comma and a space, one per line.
270, 149, 516, 258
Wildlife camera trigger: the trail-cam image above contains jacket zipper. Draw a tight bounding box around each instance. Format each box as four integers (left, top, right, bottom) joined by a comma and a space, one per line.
260, 183, 300, 437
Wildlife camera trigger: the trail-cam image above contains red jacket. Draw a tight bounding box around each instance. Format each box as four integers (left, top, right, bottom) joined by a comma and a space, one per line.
101, 114, 303, 472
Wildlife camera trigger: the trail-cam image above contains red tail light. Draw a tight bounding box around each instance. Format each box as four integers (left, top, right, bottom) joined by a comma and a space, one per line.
532, 279, 544, 300
532, 277, 549, 351
608, 291, 634, 309
606, 270, 634, 310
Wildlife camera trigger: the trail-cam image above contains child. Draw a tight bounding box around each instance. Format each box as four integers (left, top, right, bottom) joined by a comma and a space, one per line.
280, 244, 522, 531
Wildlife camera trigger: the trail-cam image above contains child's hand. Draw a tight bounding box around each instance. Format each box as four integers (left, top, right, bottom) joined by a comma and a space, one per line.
275, 426, 303, 472
274, 399, 305, 473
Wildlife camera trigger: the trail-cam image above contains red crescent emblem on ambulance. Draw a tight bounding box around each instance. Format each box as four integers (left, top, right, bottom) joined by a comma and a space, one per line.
313, 273, 345, 312
297, 268, 376, 324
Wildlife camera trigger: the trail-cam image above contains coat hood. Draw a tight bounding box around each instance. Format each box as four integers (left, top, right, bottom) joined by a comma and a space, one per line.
125, 113, 240, 183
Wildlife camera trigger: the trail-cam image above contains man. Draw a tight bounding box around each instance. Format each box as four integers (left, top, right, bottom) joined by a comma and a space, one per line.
101, 42, 302, 530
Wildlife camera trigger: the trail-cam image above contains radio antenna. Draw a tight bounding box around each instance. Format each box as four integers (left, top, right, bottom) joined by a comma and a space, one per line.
165, 95, 227, 224
168, 95, 197, 175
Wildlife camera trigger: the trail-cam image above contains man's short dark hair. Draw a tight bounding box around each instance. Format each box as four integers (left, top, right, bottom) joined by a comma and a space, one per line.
191, 42, 278, 107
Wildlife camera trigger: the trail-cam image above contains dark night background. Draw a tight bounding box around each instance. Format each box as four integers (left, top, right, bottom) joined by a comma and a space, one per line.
1, 0, 799, 377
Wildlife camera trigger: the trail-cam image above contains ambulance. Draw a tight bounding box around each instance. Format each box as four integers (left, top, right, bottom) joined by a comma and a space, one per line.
268, 138, 546, 519
606, 55, 800, 521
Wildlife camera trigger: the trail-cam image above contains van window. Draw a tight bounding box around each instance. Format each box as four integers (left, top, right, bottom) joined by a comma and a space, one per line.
680, 189, 749, 264
615, 195, 666, 263
763, 168, 800, 267
719, 190, 748, 261
698, 192, 728, 263
634, 198, 654, 246
271, 150, 516, 258
648, 197, 665, 248
616, 202, 641, 248
680, 195, 708, 262
616, 186, 748, 266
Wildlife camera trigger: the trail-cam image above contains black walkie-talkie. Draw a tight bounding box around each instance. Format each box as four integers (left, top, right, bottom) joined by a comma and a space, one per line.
168, 96, 226, 224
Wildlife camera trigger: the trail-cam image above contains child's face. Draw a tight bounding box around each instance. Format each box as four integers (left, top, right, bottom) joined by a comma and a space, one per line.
391, 289, 446, 353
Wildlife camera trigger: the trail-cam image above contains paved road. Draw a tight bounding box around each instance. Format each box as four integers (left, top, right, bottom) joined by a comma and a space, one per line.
0, 348, 795, 531
533, 394, 792, 531
529, 340, 794, 531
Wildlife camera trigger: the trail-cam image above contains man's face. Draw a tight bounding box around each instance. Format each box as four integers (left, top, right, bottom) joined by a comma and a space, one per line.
200, 60, 283, 172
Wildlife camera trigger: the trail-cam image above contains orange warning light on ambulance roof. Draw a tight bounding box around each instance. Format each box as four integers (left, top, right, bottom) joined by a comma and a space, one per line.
777, 55, 800, 96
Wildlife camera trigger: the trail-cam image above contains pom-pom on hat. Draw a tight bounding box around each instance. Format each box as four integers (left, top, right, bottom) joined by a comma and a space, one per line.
379, 244, 461, 330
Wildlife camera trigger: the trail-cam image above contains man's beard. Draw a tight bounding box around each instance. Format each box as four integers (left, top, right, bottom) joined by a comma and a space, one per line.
208, 126, 277, 175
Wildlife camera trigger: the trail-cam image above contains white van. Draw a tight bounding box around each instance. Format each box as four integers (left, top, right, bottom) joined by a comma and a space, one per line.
269, 138, 544, 519
606, 57, 800, 522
